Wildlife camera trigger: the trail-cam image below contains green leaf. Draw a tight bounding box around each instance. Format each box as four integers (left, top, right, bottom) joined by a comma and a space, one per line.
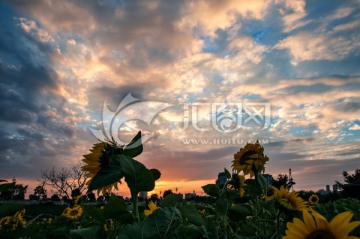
161, 193, 183, 207
70, 226, 103, 239
150, 169, 161, 181
123, 131, 143, 158
119, 207, 183, 239
216, 199, 227, 214
121, 155, 157, 195
245, 179, 262, 198
104, 194, 134, 223
256, 174, 268, 194
180, 204, 204, 226
228, 204, 252, 219
224, 168, 231, 179
87, 165, 123, 192
202, 184, 220, 197
84, 206, 104, 222
48, 226, 71, 239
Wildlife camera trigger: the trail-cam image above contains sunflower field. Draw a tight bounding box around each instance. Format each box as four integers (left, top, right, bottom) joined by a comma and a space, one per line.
1, 131, 360, 239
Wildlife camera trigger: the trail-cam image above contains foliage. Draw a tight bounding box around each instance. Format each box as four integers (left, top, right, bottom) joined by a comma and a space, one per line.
272, 174, 295, 191
0, 178, 28, 200
336, 169, 360, 199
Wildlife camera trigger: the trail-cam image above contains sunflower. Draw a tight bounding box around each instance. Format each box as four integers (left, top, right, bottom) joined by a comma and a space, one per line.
232, 141, 269, 177
144, 201, 160, 217
64, 206, 83, 220
11, 209, 26, 230
309, 194, 319, 205
0, 216, 11, 226
63, 207, 71, 215
273, 186, 307, 212
104, 219, 113, 232
283, 209, 360, 239
82, 142, 121, 194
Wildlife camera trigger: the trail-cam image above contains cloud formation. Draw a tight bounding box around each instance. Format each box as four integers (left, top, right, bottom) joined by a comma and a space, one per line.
1, 0, 359, 196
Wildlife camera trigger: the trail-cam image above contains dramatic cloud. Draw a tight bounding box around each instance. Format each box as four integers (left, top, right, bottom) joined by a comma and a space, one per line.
1, 0, 359, 196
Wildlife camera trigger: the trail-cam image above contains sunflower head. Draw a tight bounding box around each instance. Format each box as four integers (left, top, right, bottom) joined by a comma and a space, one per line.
284, 209, 360, 239
273, 186, 307, 212
309, 194, 319, 205
82, 141, 123, 194
0, 216, 11, 226
232, 141, 269, 177
64, 206, 83, 220
11, 209, 26, 230
144, 201, 160, 217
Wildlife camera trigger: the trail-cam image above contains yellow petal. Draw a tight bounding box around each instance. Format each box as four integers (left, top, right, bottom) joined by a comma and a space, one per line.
303, 210, 316, 232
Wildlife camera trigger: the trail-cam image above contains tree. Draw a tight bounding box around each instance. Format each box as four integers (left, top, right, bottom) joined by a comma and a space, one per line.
29, 184, 47, 200
71, 188, 81, 199
51, 194, 60, 201
336, 169, 360, 199
272, 174, 295, 191
41, 163, 87, 199
163, 189, 173, 198
1, 178, 28, 200
87, 192, 96, 202
0, 180, 15, 199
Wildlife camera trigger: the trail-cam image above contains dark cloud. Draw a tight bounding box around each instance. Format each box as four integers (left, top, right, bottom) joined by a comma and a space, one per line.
335, 97, 360, 112
278, 83, 334, 94
0, 3, 81, 179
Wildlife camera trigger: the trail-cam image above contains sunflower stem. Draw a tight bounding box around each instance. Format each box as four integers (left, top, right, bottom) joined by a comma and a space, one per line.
132, 192, 140, 222
276, 209, 281, 239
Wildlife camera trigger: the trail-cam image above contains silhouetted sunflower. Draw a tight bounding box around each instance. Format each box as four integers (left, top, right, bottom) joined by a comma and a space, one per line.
82, 142, 121, 194
284, 209, 360, 239
232, 141, 269, 177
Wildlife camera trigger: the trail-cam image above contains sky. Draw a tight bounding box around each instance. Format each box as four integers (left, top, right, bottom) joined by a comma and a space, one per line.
0, 0, 360, 198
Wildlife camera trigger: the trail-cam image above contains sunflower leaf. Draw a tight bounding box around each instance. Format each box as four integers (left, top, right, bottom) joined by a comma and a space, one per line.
120, 155, 157, 195
202, 184, 220, 197
224, 168, 231, 179
118, 207, 182, 239
87, 165, 123, 193
104, 194, 134, 223
123, 131, 143, 158
150, 168, 161, 181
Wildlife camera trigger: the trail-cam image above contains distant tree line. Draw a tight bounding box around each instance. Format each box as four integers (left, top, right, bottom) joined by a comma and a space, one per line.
1, 168, 359, 202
